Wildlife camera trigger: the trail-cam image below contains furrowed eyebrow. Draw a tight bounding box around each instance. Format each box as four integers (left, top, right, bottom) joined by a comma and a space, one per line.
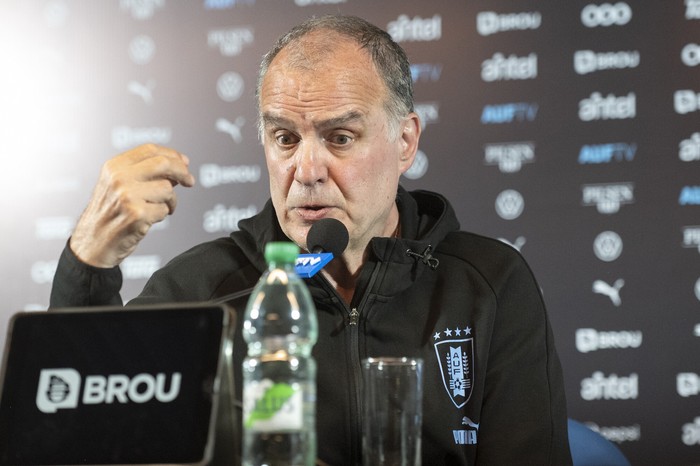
261, 110, 364, 132
315, 111, 364, 131
261, 114, 292, 130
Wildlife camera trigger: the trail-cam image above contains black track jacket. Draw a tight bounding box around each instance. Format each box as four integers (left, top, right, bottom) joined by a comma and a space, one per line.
50, 187, 572, 465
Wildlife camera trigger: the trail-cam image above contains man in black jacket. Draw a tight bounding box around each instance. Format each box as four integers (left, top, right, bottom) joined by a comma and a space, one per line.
51, 15, 572, 465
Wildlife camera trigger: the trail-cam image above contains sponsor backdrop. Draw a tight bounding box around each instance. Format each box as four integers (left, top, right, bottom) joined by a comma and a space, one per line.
0, 0, 698, 464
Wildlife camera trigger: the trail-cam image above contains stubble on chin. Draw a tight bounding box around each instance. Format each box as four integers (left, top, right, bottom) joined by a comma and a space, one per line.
278, 212, 310, 251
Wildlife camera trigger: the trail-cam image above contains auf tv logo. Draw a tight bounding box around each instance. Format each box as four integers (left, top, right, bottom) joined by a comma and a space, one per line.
481, 102, 538, 124
680, 186, 700, 205
578, 143, 636, 164
36, 368, 181, 413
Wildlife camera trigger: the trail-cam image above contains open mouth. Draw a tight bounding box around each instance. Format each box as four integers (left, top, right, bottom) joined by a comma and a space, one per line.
295, 205, 332, 220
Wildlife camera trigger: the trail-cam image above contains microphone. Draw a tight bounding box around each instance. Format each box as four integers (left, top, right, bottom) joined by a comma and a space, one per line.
218, 219, 350, 302
306, 218, 349, 256
296, 218, 349, 278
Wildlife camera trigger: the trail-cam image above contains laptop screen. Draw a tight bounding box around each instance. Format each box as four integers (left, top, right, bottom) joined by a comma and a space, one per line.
0, 303, 232, 465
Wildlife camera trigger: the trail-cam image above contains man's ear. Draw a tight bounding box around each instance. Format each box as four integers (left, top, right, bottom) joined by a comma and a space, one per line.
398, 112, 421, 173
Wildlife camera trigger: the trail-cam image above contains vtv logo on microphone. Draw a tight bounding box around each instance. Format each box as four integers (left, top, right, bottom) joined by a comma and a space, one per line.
36, 368, 181, 413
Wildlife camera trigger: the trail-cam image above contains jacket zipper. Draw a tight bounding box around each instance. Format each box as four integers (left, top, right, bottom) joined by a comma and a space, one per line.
347, 262, 382, 465
313, 262, 383, 465
348, 308, 360, 325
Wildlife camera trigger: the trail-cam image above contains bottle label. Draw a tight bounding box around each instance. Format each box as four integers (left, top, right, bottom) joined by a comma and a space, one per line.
243, 379, 303, 431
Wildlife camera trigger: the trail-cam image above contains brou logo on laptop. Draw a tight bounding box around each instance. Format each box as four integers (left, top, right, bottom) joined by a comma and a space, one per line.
36, 368, 182, 413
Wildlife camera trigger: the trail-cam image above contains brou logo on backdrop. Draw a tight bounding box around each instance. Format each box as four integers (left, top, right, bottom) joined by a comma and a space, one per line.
476, 11, 541, 36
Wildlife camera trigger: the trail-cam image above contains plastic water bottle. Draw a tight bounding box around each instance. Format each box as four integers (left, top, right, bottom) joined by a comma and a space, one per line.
242, 242, 318, 466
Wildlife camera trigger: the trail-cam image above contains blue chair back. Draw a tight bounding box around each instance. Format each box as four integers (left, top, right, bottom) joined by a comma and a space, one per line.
568, 419, 630, 466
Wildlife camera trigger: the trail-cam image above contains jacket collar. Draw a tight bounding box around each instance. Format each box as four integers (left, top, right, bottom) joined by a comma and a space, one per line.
233, 186, 461, 293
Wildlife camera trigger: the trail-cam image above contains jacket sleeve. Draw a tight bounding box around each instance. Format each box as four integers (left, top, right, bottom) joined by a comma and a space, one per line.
476, 249, 572, 466
49, 240, 124, 309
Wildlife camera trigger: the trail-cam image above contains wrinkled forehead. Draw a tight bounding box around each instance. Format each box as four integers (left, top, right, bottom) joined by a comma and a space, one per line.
256, 31, 394, 137
261, 31, 385, 99
277, 30, 369, 68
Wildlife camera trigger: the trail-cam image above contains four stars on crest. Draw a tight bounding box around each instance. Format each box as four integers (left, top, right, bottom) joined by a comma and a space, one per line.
434, 326, 472, 341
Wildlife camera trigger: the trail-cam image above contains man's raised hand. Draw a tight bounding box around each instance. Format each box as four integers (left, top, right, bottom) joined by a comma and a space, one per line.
69, 144, 195, 268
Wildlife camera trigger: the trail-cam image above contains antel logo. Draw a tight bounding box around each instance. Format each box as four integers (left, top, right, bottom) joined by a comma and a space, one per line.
680, 132, 700, 161
387, 14, 442, 43
36, 368, 181, 413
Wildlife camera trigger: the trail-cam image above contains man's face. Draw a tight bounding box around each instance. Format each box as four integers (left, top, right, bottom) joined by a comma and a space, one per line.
259, 35, 419, 254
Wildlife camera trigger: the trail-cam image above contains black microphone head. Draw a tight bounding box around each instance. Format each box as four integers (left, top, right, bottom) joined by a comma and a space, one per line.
306, 218, 349, 256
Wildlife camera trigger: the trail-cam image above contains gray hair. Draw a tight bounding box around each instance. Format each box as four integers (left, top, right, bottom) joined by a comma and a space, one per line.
256, 15, 414, 138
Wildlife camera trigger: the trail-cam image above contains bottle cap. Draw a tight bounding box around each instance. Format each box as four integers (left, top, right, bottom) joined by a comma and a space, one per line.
264, 242, 300, 265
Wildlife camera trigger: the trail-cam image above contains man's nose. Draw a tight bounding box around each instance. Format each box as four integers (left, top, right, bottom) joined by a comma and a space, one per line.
293, 140, 328, 186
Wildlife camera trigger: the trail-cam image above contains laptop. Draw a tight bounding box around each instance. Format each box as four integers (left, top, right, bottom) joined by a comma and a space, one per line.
0, 303, 236, 466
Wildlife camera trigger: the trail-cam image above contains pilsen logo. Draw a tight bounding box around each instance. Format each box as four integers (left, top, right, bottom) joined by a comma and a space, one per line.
433, 326, 475, 409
